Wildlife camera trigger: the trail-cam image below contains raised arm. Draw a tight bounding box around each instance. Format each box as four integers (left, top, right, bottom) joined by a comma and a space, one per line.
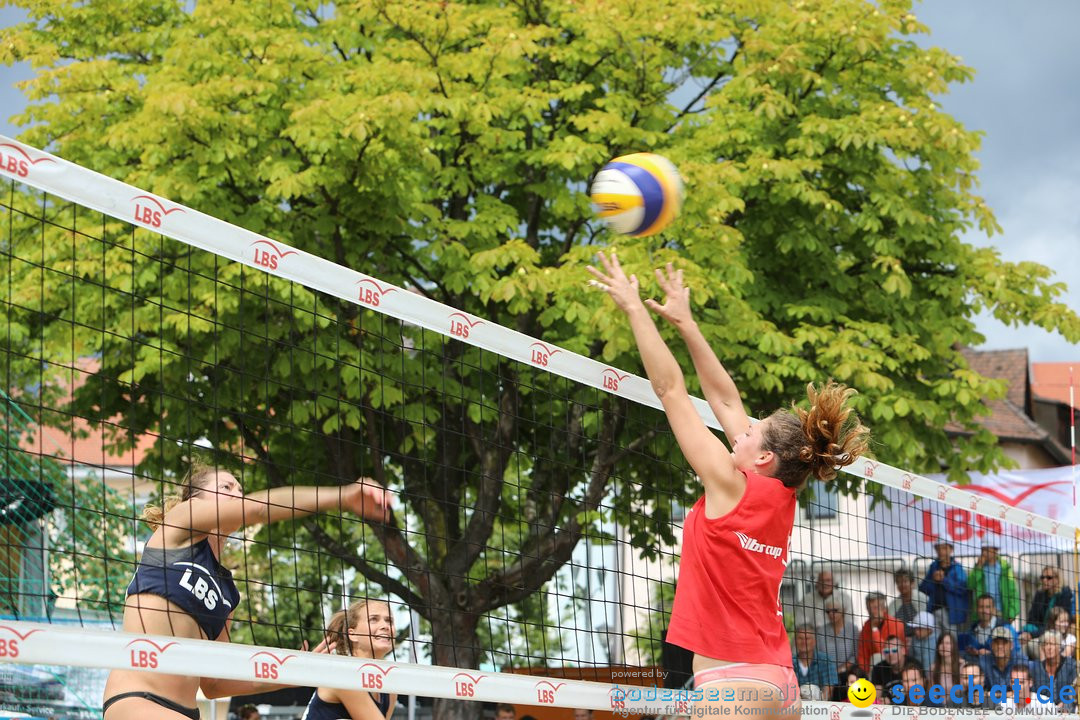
161, 478, 392, 544
644, 263, 751, 439
588, 251, 742, 501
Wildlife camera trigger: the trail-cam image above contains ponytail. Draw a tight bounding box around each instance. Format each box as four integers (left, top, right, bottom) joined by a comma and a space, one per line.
141, 462, 219, 527
762, 380, 871, 488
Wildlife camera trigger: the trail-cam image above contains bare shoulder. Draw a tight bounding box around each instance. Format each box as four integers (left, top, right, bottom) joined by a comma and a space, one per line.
702, 470, 746, 519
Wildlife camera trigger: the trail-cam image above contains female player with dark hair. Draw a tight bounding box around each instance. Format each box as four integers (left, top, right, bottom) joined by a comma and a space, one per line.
302, 598, 398, 720
588, 252, 870, 718
102, 464, 393, 720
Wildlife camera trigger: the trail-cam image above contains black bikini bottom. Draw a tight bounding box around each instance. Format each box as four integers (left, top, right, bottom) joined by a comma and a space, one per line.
102, 691, 201, 720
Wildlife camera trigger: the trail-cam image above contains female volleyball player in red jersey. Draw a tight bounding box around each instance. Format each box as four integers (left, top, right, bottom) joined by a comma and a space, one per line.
102, 464, 393, 720
589, 251, 869, 717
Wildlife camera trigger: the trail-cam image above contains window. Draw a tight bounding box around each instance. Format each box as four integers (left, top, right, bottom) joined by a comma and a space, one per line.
803, 479, 838, 520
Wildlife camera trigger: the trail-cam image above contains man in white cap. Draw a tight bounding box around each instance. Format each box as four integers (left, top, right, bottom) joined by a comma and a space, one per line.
968, 543, 1019, 624
981, 625, 1022, 690
908, 610, 938, 673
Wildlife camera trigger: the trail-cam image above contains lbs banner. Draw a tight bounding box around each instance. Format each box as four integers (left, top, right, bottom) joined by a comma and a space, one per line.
867, 466, 1079, 556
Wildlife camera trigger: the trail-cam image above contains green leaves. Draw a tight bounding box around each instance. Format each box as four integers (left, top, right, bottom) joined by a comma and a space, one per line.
4, 0, 1080, 675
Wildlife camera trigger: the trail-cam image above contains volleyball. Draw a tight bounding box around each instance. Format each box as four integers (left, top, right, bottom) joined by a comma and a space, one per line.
589, 153, 684, 237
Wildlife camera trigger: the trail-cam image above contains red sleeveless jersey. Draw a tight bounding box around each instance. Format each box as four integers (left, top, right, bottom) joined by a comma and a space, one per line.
666, 471, 798, 666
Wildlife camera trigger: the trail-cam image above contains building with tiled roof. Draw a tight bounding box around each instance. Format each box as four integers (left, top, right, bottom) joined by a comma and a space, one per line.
948, 349, 1071, 468
1031, 362, 1078, 453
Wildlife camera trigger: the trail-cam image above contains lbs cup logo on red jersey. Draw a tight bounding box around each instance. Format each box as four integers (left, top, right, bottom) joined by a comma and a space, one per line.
0, 142, 55, 179
132, 195, 185, 229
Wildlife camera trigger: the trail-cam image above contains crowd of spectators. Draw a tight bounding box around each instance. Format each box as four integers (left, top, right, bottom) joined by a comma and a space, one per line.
792, 541, 1080, 711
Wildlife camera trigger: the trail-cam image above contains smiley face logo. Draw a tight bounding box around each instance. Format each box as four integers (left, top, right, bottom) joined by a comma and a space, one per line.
848, 678, 876, 708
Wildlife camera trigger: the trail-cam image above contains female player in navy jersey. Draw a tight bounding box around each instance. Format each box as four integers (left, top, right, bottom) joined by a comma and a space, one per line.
102, 464, 392, 720
589, 252, 869, 718
302, 599, 398, 720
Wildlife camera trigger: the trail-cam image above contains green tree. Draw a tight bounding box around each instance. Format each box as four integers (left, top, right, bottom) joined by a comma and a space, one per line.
4, 1, 1080, 718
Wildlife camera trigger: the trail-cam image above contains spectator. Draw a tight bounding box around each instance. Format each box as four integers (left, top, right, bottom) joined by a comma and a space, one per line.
793, 624, 838, 700
1022, 566, 1073, 644
573, 711, 593, 720
931, 632, 961, 693
817, 596, 859, 676
959, 593, 1020, 659
797, 568, 855, 629
980, 626, 1021, 688
236, 706, 260, 720
908, 611, 938, 673
496, 704, 517, 720
919, 540, 969, 638
958, 661, 999, 709
870, 635, 912, 698
897, 661, 926, 706
967, 544, 1019, 623
1049, 607, 1078, 659
857, 592, 906, 671
833, 666, 868, 703
1027, 606, 1077, 661
889, 568, 926, 636
1001, 665, 1046, 714
1030, 630, 1077, 712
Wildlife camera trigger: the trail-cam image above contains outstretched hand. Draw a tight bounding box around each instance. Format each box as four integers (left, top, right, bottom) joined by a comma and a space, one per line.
643, 262, 693, 328
586, 250, 644, 315
302, 637, 337, 655
344, 478, 394, 523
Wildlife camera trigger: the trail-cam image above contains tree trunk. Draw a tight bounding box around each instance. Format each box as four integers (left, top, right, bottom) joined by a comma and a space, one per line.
430, 610, 484, 720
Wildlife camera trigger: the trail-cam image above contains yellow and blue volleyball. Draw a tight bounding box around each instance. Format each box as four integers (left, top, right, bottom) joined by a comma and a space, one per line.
589, 153, 684, 237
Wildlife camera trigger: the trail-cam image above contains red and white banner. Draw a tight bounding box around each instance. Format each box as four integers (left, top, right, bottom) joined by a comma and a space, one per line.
1, 134, 1076, 542
868, 466, 1078, 556
0, 620, 1033, 719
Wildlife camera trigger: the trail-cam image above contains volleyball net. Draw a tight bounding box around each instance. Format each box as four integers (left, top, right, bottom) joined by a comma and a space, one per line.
1, 135, 1078, 720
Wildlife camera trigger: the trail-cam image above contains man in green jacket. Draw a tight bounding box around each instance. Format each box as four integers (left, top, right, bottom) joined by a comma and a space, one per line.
968, 544, 1019, 623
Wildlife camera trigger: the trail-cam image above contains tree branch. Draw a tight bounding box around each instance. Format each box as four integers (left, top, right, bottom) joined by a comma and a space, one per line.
474, 404, 622, 612
444, 360, 519, 577
302, 519, 427, 608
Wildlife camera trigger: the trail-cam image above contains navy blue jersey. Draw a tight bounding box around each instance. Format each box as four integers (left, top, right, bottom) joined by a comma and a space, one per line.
302, 690, 391, 719
127, 538, 240, 640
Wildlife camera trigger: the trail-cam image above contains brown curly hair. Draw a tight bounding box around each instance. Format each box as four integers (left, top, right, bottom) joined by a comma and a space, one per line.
761, 381, 870, 488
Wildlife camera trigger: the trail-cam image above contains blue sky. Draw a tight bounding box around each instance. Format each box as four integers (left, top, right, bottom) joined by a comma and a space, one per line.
2, 1, 1077, 363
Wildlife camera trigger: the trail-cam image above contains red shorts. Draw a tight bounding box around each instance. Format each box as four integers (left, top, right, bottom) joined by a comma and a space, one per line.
693, 663, 800, 709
